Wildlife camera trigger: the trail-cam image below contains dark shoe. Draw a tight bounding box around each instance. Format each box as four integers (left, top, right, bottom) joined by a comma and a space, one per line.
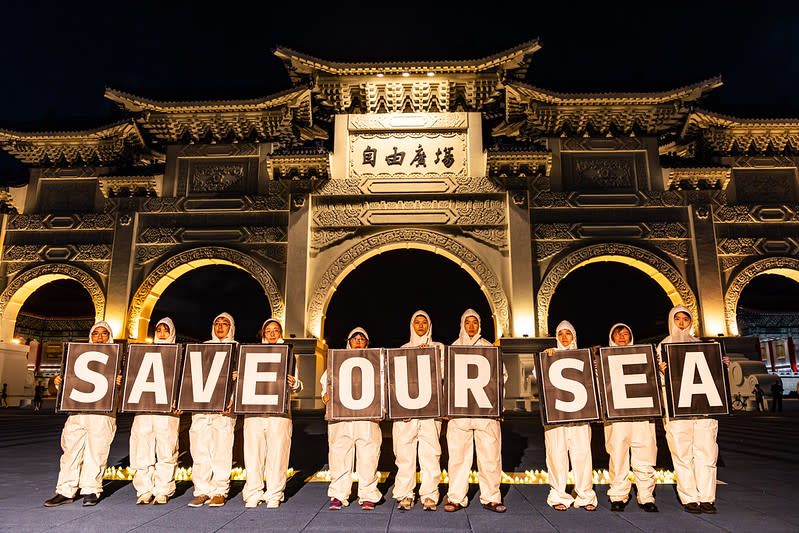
700, 502, 717, 514
361, 501, 375, 510
44, 494, 75, 507
82, 494, 99, 506
188, 495, 210, 507
610, 500, 626, 512
683, 502, 701, 514
640, 502, 659, 512
329, 498, 343, 510
444, 502, 464, 512
482, 502, 506, 513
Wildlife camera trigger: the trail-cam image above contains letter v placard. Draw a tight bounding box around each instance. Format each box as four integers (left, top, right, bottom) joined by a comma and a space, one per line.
176, 343, 235, 412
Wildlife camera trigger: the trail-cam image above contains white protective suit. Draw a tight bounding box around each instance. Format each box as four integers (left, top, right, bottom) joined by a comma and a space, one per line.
544, 320, 598, 509
54, 321, 118, 498
445, 309, 506, 507
242, 318, 304, 506
393, 310, 446, 503
603, 323, 657, 505
323, 327, 382, 505
129, 317, 181, 500
189, 312, 236, 499
658, 305, 719, 505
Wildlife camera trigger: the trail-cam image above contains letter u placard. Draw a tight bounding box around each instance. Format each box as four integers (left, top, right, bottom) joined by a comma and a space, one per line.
662, 342, 730, 417
121, 344, 182, 413
176, 343, 235, 412
535, 348, 601, 424
385, 347, 442, 420
444, 346, 502, 418
57, 342, 121, 413
329, 348, 384, 421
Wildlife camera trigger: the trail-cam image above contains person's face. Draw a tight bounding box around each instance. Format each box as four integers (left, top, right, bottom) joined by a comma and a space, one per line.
90, 326, 110, 343
557, 328, 574, 347
412, 315, 429, 337
349, 333, 368, 349
612, 327, 631, 346
155, 323, 171, 341
464, 316, 480, 337
214, 317, 231, 339
673, 312, 691, 331
263, 322, 282, 344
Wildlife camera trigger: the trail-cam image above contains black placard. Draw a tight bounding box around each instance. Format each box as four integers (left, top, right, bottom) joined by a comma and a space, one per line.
385, 347, 443, 420
597, 344, 663, 420
328, 348, 383, 421
233, 344, 293, 414
443, 346, 502, 418
176, 343, 235, 412
121, 344, 182, 414
535, 348, 601, 424
662, 342, 730, 417
57, 342, 121, 413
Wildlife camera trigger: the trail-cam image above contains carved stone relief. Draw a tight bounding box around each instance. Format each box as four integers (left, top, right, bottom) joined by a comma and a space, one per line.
561, 137, 646, 151
310, 229, 358, 253
190, 161, 246, 193
311, 198, 506, 228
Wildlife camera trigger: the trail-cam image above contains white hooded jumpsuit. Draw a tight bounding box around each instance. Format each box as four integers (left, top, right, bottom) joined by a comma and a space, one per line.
603, 323, 657, 505
658, 305, 719, 505
446, 309, 506, 507
54, 321, 118, 498
544, 320, 598, 509
242, 318, 303, 506
322, 327, 382, 505
129, 317, 181, 500
189, 312, 236, 499
393, 310, 445, 504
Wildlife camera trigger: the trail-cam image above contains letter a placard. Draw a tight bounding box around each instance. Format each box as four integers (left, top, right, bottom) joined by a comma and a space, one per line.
121, 344, 182, 413
444, 346, 502, 418
57, 342, 121, 413
597, 344, 663, 420
535, 348, 601, 425
328, 348, 383, 421
662, 342, 730, 417
385, 347, 442, 420
176, 344, 235, 412
233, 344, 292, 414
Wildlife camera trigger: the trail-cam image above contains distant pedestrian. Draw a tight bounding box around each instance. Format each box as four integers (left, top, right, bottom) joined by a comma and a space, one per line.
753, 384, 765, 412
1, 383, 7, 407
770, 380, 784, 412
34, 381, 45, 411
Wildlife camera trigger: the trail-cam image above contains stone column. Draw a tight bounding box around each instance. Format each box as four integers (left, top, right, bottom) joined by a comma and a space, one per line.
104, 199, 138, 339
688, 204, 728, 336
284, 194, 310, 337
506, 191, 535, 337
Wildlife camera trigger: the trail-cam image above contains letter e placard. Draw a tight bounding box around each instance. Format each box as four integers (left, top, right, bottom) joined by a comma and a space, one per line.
233, 344, 292, 414
535, 348, 600, 424
597, 344, 663, 420
176, 344, 235, 412
444, 346, 502, 418
329, 348, 383, 421
121, 344, 181, 413
57, 342, 121, 413
386, 347, 442, 420
662, 342, 730, 417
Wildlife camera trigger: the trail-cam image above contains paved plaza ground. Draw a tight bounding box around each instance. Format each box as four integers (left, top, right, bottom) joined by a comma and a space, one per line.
0, 402, 797, 532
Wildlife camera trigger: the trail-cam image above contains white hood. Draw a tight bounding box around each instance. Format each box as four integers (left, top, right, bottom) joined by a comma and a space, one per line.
407, 310, 432, 346
454, 308, 490, 346
209, 312, 236, 343
260, 317, 284, 344
555, 320, 577, 350
346, 327, 369, 348
608, 322, 633, 347
665, 304, 696, 343
88, 321, 113, 344
154, 317, 176, 344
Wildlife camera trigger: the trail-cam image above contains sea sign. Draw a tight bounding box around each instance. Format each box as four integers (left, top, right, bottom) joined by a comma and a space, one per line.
535, 348, 601, 425
597, 344, 663, 420
57, 342, 121, 413
233, 344, 293, 415
328, 348, 383, 421
121, 344, 182, 414
385, 347, 443, 420
176, 343, 235, 412
444, 346, 502, 418
661, 342, 730, 417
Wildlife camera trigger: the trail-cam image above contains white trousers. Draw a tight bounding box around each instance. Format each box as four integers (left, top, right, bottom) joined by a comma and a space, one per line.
392, 418, 441, 502
189, 413, 235, 497
55, 413, 117, 497
544, 423, 597, 508
664, 417, 718, 504
327, 420, 382, 504
445, 418, 502, 506
604, 421, 657, 504
242, 414, 292, 504
129, 414, 180, 498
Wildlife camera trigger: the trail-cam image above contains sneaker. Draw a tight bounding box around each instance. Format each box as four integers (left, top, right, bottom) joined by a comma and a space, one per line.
699, 502, 717, 514
397, 497, 413, 510
361, 500, 375, 510
208, 494, 226, 507
329, 498, 343, 510
188, 495, 210, 507
683, 502, 701, 514
244, 497, 261, 509
154, 495, 168, 505
639, 502, 659, 512
82, 494, 99, 506
136, 493, 154, 505
44, 494, 75, 507
422, 498, 437, 511
266, 500, 280, 509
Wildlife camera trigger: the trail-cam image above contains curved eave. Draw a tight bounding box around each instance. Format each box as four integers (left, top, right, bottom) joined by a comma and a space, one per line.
684, 109, 799, 136
104, 86, 311, 113
0, 120, 144, 144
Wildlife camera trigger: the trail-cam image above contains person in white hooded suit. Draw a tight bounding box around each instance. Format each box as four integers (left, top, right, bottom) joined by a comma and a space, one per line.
543, 320, 597, 511
394, 310, 445, 511
241, 318, 303, 509
130, 317, 181, 505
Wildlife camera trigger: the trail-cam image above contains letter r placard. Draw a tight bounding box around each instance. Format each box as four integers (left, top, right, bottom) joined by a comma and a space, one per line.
57, 342, 121, 413
535, 348, 601, 425
444, 346, 502, 418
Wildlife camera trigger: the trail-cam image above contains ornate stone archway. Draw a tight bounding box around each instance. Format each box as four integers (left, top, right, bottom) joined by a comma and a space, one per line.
0, 263, 105, 341
537, 242, 698, 336
307, 229, 510, 339
126, 247, 284, 340
724, 256, 799, 335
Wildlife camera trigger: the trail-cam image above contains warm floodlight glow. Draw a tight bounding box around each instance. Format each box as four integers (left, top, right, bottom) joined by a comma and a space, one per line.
11, 338, 21, 344
427, 71, 435, 77
402, 72, 410, 77
376, 73, 384, 77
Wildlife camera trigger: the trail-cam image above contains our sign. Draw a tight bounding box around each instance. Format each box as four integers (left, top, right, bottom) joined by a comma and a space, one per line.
535, 348, 601, 424
385, 347, 442, 420
57, 342, 121, 413
661, 342, 730, 417
443, 346, 502, 418
121, 344, 182, 413
176, 343, 235, 412
328, 348, 384, 421
233, 344, 293, 414
597, 344, 663, 420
